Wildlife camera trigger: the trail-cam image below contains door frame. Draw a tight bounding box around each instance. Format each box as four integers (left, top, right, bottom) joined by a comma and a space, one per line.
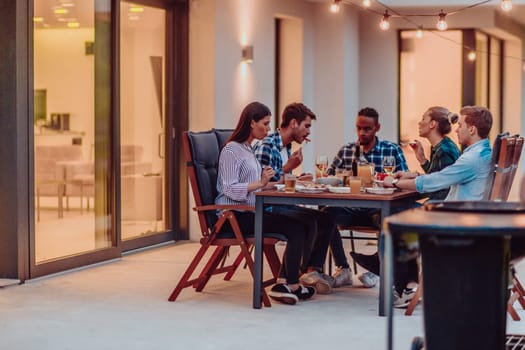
7, 0, 189, 280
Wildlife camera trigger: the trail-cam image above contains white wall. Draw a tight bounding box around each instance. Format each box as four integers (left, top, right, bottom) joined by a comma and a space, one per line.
188, 0, 360, 240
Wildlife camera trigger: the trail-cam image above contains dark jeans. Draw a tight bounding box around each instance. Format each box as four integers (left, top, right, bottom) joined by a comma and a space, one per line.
270, 205, 336, 272
219, 210, 307, 284
323, 205, 420, 293
321, 207, 380, 268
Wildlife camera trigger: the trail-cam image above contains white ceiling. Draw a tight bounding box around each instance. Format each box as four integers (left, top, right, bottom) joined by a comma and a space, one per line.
309, 0, 525, 25
33, 0, 525, 29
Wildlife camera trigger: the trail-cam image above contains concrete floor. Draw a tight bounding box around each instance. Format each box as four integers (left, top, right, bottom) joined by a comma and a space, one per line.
1, 241, 524, 350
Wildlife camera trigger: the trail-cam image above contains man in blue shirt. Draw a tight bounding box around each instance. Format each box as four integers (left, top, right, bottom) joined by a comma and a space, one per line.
383, 105, 493, 306
384, 106, 492, 199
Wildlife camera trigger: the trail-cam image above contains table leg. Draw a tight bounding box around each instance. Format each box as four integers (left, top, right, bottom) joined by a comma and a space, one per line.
384, 232, 394, 350
58, 183, 64, 219
253, 197, 264, 309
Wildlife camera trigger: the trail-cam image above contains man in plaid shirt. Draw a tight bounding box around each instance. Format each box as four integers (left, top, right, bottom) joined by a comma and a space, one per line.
326, 108, 408, 175
323, 107, 409, 289
254, 103, 353, 292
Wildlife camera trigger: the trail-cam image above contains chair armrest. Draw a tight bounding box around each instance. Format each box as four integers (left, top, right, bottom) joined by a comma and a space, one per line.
194, 204, 255, 212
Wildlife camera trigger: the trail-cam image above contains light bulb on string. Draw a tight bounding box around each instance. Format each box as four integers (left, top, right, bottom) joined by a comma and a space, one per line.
379, 10, 390, 31
415, 27, 423, 39
436, 10, 448, 31
362, 0, 371, 7
467, 50, 476, 61
501, 0, 513, 12
330, 0, 341, 13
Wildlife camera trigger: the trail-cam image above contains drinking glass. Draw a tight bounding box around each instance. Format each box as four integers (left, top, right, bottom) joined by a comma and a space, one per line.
315, 155, 329, 177
284, 174, 297, 192
382, 156, 396, 176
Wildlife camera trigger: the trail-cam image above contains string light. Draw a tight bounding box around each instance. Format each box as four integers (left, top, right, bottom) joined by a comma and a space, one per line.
362, 0, 371, 7
330, 0, 341, 13
467, 50, 477, 61
436, 10, 448, 31
379, 10, 390, 31
501, 0, 513, 11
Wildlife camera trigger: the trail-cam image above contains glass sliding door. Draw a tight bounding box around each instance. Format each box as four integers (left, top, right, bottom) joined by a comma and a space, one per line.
120, 1, 167, 240
33, 0, 114, 263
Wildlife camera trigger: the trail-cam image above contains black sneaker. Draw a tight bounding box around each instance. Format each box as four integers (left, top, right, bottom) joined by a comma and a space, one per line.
292, 285, 316, 300
350, 251, 380, 276
269, 284, 299, 305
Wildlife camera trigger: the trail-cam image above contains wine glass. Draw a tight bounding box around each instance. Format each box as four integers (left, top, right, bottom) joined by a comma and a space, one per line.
315, 155, 329, 178
382, 156, 396, 176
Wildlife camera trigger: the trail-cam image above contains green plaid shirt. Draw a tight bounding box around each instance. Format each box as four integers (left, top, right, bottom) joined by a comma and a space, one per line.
420, 136, 461, 200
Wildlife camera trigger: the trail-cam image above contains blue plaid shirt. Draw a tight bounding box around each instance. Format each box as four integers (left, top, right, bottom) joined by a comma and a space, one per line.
327, 137, 408, 175
254, 131, 291, 181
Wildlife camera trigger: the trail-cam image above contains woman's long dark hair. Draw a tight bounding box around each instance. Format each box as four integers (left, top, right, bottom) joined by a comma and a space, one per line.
228, 101, 271, 143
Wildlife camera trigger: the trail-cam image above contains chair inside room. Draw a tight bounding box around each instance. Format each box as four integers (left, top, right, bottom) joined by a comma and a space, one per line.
405, 132, 525, 316
168, 129, 285, 307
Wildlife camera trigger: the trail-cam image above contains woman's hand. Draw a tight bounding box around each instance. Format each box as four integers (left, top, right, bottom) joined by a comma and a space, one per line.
260, 166, 275, 187
383, 176, 395, 188
410, 140, 427, 164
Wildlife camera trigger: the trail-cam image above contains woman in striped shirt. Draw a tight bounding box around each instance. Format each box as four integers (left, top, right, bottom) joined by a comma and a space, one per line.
216, 101, 315, 305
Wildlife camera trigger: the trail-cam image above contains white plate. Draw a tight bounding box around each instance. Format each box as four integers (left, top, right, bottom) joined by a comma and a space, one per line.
366, 187, 395, 195
373, 179, 385, 187
328, 186, 351, 194
297, 188, 326, 194
274, 184, 285, 191
295, 185, 326, 194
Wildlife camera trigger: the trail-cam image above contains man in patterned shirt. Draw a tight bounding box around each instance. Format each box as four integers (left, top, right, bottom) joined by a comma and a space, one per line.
255, 102, 353, 293
323, 107, 409, 288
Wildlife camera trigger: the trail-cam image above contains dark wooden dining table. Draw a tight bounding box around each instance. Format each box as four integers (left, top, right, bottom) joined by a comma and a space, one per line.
253, 187, 420, 313
385, 205, 525, 350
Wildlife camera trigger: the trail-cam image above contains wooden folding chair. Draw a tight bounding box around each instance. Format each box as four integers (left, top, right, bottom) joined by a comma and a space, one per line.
405, 132, 525, 316
168, 130, 284, 307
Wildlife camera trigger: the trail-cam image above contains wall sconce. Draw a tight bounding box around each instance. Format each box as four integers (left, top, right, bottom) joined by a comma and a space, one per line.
242, 45, 254, 63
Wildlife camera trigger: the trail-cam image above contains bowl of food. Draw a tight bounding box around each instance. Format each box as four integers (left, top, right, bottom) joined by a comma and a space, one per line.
316, 176, 342, 187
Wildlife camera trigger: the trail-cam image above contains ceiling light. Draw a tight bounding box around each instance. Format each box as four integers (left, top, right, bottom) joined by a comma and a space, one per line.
467, 50, 476, 61
53, 7, 69, 15
362, 0, 371, 7
501, 0, 513, 12
379, 10, 390, 31
330, 0, 341, 13
415, 28, 423, 39
436, 10, 448, 31
129, 6, 144, 13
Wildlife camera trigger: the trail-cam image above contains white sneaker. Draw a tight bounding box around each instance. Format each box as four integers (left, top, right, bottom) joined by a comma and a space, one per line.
393, 287, 417, 308
333, 267, 353, 287
358, 271, 379, 288
300, 270, 334, 294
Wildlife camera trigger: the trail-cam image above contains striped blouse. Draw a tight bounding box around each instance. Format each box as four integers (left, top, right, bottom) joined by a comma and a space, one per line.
216, 141, 261, 207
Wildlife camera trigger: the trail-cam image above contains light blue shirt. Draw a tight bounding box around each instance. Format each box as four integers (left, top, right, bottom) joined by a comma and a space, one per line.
415, 138, 492, 201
